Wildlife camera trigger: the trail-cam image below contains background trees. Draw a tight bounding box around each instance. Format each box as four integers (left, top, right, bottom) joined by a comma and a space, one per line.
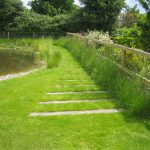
8, 10, 71, 34
0, 0, 23, 31
119, 5, 139, 28
138, 0, 150, 52
0, 0, 150, 52
29, 0, 77, 16
77, 0, 125, 32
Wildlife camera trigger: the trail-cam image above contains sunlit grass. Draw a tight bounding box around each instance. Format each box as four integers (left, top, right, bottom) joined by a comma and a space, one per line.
0, 39, 150, 149
54, 37, 150, 116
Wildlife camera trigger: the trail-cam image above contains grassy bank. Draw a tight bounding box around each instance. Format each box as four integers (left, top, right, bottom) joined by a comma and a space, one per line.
0, 43, 150, 149
54, 37, 150, 116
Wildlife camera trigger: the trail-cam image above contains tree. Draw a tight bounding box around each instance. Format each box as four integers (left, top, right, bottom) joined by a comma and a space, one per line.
0, 0, 23, 31
29, 0, 77, 16
138, 0, 150, 14
137, 0, 150, 52
77, 0, 125, 32
119, 5, 140, 28
8, 10, 72, 33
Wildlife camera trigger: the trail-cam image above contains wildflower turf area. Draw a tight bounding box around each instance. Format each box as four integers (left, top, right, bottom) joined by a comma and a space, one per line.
0, 41, 150, 149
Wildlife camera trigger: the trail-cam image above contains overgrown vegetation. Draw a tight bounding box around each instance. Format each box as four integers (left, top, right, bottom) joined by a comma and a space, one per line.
85, 30, 150, 79
54, 37, 150, 116
114, 1, 150, 52
38, 39, 62, 68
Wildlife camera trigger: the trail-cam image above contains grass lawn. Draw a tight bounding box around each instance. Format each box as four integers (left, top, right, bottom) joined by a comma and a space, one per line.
0, 42, 150, 150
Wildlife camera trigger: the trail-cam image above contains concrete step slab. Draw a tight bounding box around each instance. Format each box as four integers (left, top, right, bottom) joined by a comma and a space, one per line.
30, 109, 123, 117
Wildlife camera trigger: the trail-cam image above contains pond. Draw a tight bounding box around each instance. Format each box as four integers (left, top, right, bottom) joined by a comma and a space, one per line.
0, 48, 41, 76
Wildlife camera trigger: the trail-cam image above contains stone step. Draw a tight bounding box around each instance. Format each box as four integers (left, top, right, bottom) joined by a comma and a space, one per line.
30, 109, 123, 117
50, 85, 97, 88
39, 99, 112, 104
59, 79, 91, 82
47, 91, 108, 95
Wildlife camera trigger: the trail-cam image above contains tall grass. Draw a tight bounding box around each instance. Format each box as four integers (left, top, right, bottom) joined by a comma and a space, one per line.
18, 38, 62, 68
38, 39, 61, 68
54, 37, 150, 116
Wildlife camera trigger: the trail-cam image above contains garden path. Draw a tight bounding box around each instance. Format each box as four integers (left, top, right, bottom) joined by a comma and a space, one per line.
30, 48, 122, 117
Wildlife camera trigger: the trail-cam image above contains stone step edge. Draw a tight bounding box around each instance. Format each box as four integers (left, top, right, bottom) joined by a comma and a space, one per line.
30, 109, 123, 117
47, 91, 108, 95
38, 99, 113, 104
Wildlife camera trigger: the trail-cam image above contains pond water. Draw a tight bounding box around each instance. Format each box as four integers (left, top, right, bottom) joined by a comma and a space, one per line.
0, 49, 41, 76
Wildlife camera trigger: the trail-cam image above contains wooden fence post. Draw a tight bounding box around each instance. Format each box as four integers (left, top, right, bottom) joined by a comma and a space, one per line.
8, 32, 10, 39
33, 32, 35, 38
104, 46, 109, 58
122, 50, 126, 66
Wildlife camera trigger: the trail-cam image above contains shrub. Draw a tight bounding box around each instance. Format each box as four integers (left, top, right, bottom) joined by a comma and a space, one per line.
86, 30, 114, 43
8, 10, 71, 34
113, 25, 141, 48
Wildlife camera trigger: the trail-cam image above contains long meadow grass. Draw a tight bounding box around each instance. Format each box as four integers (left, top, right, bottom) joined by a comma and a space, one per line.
54, 37, 150, 116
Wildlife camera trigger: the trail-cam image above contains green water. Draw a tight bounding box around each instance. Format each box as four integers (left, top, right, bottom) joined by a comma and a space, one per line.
0, 49, 39, 75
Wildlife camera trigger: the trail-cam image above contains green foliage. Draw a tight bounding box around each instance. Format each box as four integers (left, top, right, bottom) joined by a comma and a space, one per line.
0, 0, 23, 31
55, 37, 150, 116
119, 5, 140, 28
138, 0, 150, 12
116, 3, 150, 53
8, 10, 71, 33
138, 17, 150, 52
113, 25, 141, 48
137, 0, 150, 52
29, 0, 77, 16
77, 0, 125, 32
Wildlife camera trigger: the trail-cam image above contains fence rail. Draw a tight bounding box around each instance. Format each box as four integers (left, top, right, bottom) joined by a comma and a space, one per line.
0, 32, 64, 38
67, 32, 150, 84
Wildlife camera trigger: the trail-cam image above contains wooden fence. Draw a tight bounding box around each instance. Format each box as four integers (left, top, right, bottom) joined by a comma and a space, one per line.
0, 32, 64, 38
67, 32, 150, 84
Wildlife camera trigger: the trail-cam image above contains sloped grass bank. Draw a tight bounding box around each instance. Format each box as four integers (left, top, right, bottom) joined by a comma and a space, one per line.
54, 37, 150, 116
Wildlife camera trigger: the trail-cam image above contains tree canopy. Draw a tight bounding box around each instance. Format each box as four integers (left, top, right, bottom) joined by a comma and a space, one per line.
0, 0, 23, 31
119, 5, 140, 28
29, 0, 77, 16
137, 0, 150, 51
77, 0, 125, 32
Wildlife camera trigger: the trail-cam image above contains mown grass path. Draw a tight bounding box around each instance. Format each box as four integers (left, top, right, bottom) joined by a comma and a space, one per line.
30, 45, 121, 116
0, 44, 150, 149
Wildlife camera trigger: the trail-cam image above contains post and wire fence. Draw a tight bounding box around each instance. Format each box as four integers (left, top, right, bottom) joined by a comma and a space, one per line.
67, 32, 150, 84
0, 32, 65, 38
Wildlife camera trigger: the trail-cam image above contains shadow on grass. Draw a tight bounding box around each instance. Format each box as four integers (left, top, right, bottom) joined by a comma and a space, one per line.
64, 43, 150, 133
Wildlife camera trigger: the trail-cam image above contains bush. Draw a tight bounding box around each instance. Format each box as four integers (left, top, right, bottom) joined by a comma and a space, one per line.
54, 37, 150, 116
8, 10, 72, 34
113, 25, 141, 48
86, 30, 114, 43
